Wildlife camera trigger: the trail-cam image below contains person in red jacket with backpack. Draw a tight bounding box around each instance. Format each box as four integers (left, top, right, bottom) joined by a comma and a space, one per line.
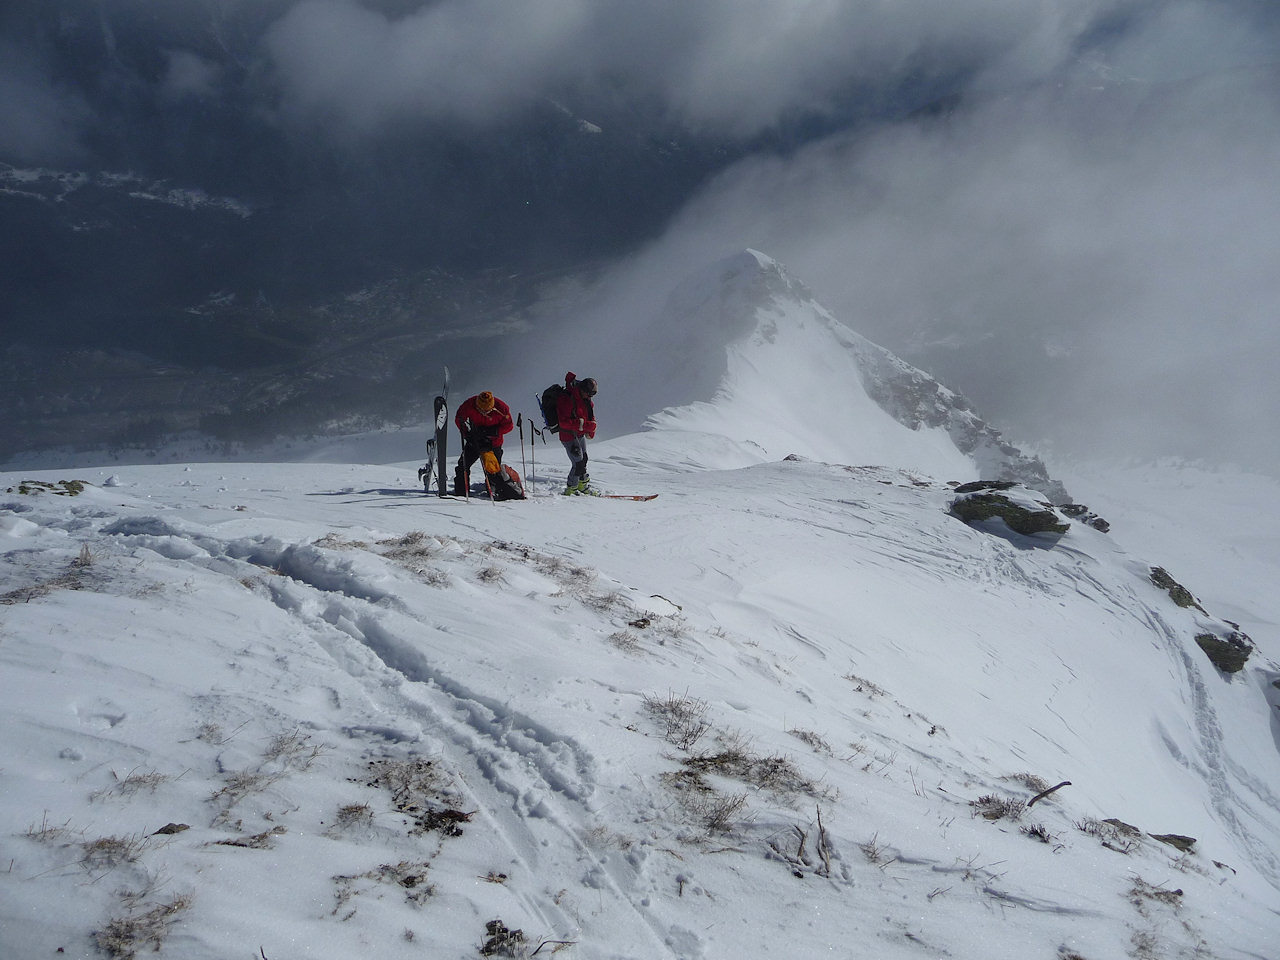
555, 373, 597, 494
454, 390, 513, 495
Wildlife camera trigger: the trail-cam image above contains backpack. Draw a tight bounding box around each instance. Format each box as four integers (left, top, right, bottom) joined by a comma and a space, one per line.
488, 465, 526, 501
538, 383, 566, 430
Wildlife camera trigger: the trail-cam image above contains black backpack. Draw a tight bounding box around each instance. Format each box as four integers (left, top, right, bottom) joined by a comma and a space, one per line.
537, 383, 566, 430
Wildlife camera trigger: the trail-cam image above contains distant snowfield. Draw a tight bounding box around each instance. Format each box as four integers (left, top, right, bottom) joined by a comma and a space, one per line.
2, 441, 1278, 960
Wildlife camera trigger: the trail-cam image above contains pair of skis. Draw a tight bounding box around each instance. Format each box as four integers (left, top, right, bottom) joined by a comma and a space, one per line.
417, 367, 655, 501
565, 492, 658, 501
417, 367, 451, 497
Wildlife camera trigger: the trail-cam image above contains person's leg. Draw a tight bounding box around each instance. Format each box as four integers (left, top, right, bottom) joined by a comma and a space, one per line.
562, 437, 589, 490
455, 442, 481, 494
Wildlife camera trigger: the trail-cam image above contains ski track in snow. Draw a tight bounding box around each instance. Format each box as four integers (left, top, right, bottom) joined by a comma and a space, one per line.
88, 513, 693, 957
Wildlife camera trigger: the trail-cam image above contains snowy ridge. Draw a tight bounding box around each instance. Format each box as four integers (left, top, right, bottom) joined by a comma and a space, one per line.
2, 454, 1278, 959
0, 163, 252, 218
641, 251, 1067, 500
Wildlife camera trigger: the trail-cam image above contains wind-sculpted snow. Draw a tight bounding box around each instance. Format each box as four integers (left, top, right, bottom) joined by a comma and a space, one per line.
635, 251, 1069, 501
1, 456, 1278, 959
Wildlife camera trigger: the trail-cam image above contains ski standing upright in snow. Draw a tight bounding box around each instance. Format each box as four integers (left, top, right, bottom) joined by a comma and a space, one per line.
418, 367, 450, 496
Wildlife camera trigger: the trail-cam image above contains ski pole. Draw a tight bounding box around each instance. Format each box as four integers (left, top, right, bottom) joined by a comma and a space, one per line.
530, 424, 540, 496
518, 414, 527, 490
460, 424, 470, 501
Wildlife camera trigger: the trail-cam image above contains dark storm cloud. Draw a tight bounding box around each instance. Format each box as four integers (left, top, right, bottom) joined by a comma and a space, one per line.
0, 42, 88, 163
159, 48, 225, 101
262, 0, 1114, 134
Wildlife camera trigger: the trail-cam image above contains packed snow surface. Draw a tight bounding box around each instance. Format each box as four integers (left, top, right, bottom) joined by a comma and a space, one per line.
2, 444, 1279, 960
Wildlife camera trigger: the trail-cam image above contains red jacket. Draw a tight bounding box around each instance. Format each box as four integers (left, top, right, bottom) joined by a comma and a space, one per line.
556, 385, 595, 442
455, 395, 513, 448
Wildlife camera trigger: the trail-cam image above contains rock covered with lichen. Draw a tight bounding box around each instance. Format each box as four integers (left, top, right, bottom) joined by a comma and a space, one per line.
1148, 567, 1254, 673
948, 480, 1070, 537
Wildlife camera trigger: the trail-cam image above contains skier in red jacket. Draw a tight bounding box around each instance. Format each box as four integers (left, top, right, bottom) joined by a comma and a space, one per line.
454, 390, 514, 495
555, 373, 597, 495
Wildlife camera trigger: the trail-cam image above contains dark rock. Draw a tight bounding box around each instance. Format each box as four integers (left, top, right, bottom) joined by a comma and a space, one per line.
8, 479, 87, 497
954, 480, 1016, 494
1102, 818, 1142, 837
1149, 568, 1207, 613
950, 493, 1069, 536
1149, 833, 1197, 852
1057, 503, 1111, 533
1194, 631, 1253, 674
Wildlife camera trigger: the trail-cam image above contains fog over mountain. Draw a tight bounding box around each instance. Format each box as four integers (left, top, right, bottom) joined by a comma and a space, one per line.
4, 0, 1279, 472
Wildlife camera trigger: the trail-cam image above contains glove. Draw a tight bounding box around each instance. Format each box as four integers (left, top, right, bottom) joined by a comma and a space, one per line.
585, 420, 596, 439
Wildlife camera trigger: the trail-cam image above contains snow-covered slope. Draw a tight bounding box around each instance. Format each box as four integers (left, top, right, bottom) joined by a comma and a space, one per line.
2, 448, 1277, 960
624, 251, 1066, 500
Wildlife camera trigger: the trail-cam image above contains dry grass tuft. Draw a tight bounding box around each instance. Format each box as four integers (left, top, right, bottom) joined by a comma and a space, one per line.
336, 802, 375, 828
94, 894, 193, 960
92, 767, 174, 801
1021, 823, 1058, 844
24, 813, 79, 843
332, 860, 434, 918
842, 673, 888, 697
262, 729, 325, 770
359, 757, 472, 837
476, 565, 505, 583
860, 833, 894, 866
608, 630, 642, 653
1129, 876, 1184, 909
80, 834, 150, 871
1003, 771, 1051, 793
642, 691, 711, 751
1076, 816, 1141, 854
970, 794, 1026, 822
787, 728, 832, 754
213, 825, 287, 849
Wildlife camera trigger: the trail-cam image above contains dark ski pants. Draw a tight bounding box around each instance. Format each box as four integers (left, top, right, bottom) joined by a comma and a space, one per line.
562, 436, 588, 488
455, 442, 501, 494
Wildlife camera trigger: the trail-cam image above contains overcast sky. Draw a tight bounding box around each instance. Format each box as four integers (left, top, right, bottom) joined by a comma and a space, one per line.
261, 0, 1073, 133
4, 0, 1279, 473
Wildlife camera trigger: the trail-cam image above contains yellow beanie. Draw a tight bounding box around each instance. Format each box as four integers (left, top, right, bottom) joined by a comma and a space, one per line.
476, 391, 495, 413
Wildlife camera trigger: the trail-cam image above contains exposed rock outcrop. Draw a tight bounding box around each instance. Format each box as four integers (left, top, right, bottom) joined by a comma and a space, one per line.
1148, 567, 1254, 673
949, 482, 1069, 537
